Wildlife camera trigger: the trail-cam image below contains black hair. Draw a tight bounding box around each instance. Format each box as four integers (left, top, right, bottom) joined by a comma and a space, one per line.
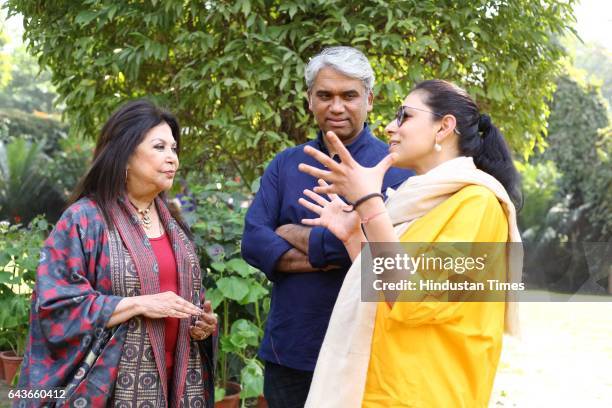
412, 80, 522, 209
70, 99, 191, 233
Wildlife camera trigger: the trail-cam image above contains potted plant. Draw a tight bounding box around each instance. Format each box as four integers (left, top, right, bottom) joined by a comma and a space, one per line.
183, 179, 269, 407
0, 217, 48, 384
0, 294, 30, 384
0, 330, 9, 382
207, 257, 267, 408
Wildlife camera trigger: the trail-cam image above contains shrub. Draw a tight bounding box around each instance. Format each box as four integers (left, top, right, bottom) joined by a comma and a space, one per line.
180, 178, 268, 401
0, 216, 50, 356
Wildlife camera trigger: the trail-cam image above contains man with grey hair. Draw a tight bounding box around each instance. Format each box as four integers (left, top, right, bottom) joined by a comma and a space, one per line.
242, 46, 412, 408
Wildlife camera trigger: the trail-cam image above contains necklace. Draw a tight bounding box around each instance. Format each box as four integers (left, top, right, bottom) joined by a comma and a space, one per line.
130, 200, 154, 229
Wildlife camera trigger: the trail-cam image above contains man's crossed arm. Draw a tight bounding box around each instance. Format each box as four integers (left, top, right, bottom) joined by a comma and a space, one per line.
275, 224, 336, 273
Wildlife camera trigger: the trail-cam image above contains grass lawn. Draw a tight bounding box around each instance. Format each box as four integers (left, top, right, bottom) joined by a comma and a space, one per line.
491, 292, 612, 407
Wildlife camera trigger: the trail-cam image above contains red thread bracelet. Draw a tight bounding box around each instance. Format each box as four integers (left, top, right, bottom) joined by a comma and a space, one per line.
361, 210, 387, 224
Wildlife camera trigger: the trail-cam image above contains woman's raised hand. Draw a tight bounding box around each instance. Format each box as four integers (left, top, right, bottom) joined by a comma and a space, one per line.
299, 179, 361, 244
298, 131, 397, 203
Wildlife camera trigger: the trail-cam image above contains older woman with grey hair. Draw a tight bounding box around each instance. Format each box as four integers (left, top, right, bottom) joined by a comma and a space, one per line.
241, 46, 413, 408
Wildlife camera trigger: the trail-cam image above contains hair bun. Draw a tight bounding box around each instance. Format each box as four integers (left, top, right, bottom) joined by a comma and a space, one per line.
478, 114, 492, 135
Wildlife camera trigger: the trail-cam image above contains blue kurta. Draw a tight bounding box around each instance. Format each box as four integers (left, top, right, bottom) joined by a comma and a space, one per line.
241, 124, 413, 371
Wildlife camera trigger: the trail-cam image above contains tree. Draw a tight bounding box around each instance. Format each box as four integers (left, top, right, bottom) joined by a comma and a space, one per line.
0, 11, 58, 113
0, 45, 59, 114
0, 108, 68, 154
541, 73, 611, 242
0, 138, 65, 224
5, 0, 577, 185
0, 21, 11, 89
572, 40, 612, 115
521, 73, 611, 293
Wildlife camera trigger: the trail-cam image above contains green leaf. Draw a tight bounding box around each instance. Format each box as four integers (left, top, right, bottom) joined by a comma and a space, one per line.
0, 271, 13, 284
288, 4, 297, 19
240, 359, 264, 398
214, 386, 226, 403
216, 276, 249, 301
241, 0, 251, 17
226, 258, 253, 277
239, 281, 268, 304
440, 59, 450, 74
75, 11, 98, 26
230, 319, 260, 347
250, 177, 261, 194
106, 5, 118, 21
35, 219, 48, 230
205, 287, 224, 310
246, 13, 256, 28
85, 86, 95, 104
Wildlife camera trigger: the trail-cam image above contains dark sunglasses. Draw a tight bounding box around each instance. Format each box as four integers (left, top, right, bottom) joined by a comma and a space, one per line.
395, 105, 443, 127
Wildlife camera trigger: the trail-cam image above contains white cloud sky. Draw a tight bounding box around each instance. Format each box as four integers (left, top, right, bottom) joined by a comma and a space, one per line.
574, 0, 612, 51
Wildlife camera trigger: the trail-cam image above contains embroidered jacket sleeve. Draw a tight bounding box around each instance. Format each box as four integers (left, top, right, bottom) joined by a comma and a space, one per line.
19, 200, 122, 389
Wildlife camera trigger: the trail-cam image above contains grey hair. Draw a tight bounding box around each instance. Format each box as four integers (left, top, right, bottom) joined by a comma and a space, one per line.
305, 46, 375, 93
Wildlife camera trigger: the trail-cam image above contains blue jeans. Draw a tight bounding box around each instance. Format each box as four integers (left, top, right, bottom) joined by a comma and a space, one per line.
263, 361, 314, 408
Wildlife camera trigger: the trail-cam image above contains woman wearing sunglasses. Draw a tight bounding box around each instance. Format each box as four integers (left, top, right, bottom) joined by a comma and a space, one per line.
298, 79, 523, 407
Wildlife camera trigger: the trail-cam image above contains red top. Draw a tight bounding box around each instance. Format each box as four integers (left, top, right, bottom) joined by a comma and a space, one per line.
149, 232, 179, 383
